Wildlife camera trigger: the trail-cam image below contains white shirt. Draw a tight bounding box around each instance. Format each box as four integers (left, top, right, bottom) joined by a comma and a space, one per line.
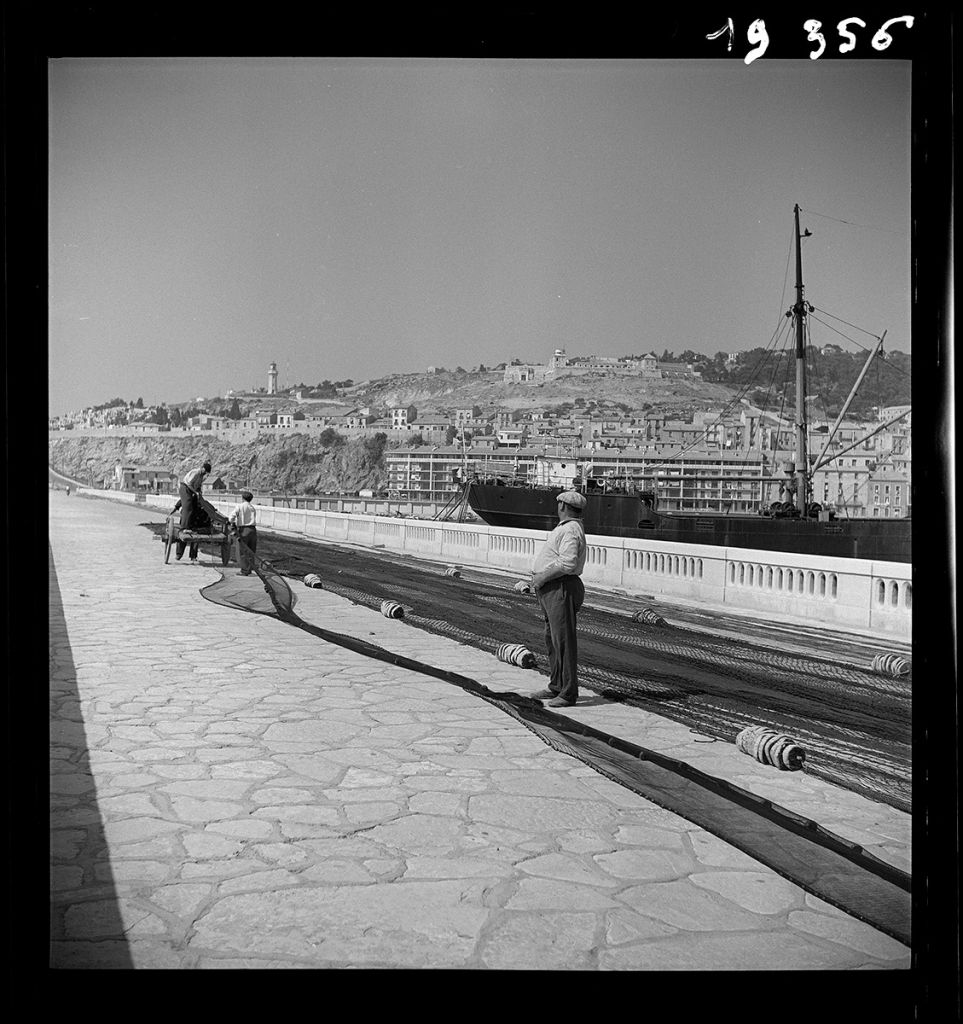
183, 467, 207, 492
533, 518, 587, 579
230, 502, 257, 528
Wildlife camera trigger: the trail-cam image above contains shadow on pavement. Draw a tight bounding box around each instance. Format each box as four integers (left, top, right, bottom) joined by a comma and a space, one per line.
49, 544, 133, 968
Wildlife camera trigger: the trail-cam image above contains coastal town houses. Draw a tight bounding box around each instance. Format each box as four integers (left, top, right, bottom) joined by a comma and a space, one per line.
112, 464, 177, 493
390, 405, 417, 428
51, 357, 910, 519
454, 406, 482, 428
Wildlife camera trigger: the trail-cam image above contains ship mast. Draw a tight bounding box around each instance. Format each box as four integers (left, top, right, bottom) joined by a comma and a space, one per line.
792, 203, 812, 512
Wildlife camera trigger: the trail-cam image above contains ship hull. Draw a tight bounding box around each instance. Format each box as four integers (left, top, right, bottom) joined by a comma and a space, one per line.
467, 483, 911, 563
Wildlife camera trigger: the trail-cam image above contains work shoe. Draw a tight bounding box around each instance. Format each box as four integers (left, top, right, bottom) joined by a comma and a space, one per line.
531, 689, 556, 700
546, 696, 576, 708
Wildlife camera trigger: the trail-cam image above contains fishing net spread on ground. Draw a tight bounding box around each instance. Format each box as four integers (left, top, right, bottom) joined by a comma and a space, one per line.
198, 552, 910, 948
229, 537, 911, 814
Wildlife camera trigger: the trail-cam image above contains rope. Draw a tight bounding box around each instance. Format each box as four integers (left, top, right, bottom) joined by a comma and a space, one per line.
872, 653, 912, 678
736, 725, 806, 771
631, 607, 666, 626
496, 643, 537, 668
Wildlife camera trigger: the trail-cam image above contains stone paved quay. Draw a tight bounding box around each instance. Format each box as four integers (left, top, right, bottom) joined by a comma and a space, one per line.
49, 491, 912, 969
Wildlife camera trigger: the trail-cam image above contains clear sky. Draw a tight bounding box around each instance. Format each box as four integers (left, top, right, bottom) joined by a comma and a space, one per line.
48, 57, 911, 414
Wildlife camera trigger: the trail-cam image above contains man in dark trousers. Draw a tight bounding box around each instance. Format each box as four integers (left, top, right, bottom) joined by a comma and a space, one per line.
229, 490, 258, 575
529, 489, 588, 707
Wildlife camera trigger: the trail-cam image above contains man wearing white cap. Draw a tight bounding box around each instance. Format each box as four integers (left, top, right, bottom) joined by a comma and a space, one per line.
529, 489, 588, 707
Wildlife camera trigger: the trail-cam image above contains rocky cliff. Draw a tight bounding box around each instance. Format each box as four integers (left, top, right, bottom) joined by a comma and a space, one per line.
49, 434, 387, 494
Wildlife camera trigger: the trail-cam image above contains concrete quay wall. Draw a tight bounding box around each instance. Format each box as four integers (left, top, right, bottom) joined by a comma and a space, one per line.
85, 487, 911, 639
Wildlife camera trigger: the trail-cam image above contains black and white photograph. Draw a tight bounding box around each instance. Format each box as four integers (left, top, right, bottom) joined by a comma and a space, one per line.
21, 4, 952, 993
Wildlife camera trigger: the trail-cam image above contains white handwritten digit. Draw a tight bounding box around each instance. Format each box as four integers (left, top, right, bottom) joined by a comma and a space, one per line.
872, 15, 914, 51
837, 17, 867, 54
745, 19, 769, 65
804, 19, 826, 60
706, 18, 735, 51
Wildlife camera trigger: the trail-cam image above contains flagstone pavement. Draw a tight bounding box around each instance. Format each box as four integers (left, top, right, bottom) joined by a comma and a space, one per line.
48, 490, 911, 970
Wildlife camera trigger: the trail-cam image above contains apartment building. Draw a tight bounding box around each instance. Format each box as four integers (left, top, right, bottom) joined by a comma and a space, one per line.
385, 446, 540, 500
583, 446, 774, 513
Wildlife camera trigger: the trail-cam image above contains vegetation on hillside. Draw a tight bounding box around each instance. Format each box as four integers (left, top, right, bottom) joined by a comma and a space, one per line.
701, 347, 911, 418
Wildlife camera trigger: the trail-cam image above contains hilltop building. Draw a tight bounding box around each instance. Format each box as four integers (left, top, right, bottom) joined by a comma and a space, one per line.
503, 348, 691, 384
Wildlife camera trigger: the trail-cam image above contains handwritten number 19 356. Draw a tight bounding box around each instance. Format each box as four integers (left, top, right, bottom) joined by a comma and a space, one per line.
708, 15, 914, 62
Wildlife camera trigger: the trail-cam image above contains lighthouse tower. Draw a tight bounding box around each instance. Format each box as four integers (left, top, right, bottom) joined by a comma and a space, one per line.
268, 362, 278, 395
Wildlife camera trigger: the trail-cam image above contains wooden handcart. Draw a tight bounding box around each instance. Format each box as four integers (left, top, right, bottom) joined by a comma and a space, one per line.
164, 495, 235, 565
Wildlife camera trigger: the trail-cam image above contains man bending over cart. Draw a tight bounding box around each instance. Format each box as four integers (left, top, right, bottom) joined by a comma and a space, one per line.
179, 462, 211, 532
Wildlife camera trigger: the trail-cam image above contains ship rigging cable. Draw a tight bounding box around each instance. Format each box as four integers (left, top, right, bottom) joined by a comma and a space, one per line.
799, 206, 907, 237
637, 218, 798, 480
630, 270, 797, 486
809, 306, 882, 340
809, 309, 912, 384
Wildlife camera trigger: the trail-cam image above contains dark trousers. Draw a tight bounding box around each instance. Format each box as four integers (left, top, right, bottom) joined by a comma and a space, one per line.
177, 484, 199, 558
535, 575, 585, 702
178, 483, 196, 530
237, 525, 257, 572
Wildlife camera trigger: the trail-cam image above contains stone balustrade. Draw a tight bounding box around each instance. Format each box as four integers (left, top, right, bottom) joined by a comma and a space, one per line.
78, 487, 910, 639
222, 500, 911, 640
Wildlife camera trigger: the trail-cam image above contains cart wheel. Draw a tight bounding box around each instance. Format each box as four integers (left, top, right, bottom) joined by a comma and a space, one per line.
221, 540, 231, 566
164, 519, 175, 564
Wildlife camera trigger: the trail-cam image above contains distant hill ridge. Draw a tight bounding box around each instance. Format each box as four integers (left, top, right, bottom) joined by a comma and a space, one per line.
207, 367, 737, 419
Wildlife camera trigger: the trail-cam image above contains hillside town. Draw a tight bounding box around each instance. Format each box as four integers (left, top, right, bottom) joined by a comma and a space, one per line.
50, 349, 911, 520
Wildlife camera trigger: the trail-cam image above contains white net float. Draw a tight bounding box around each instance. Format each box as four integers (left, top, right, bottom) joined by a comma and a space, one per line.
303, 574, 323, 589
513, 580, 532, 593
632, 607, 666, 626
872, 653, 911, 677
444, 567, 461, 578
380, 600, 405, 619
736, 725, 805, 771
496, 643, 537, 668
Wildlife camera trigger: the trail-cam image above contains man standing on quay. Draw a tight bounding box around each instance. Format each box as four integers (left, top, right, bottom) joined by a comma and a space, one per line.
179, 461, 211, 533
530, 490, 588, 707
230, 490, 258, 576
